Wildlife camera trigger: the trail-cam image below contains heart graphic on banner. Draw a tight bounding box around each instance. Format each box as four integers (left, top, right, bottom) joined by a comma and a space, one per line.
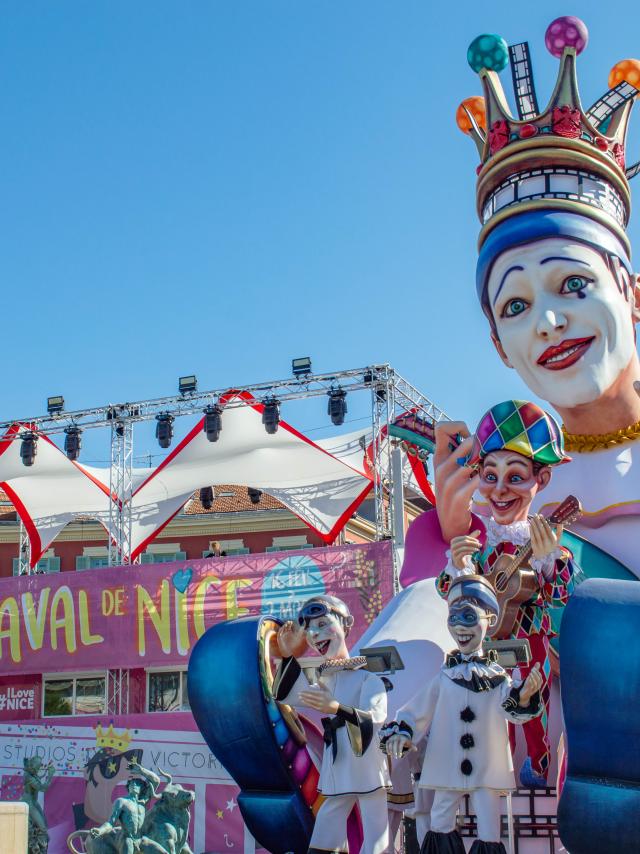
172, 567, 193, 594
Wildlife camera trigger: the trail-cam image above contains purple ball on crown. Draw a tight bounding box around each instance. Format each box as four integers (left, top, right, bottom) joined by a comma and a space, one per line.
545, 16, 589, 58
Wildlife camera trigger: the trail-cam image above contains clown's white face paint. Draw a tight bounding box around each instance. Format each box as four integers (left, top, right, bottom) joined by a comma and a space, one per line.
487, 238, 638, 408
304, 614, 348, 659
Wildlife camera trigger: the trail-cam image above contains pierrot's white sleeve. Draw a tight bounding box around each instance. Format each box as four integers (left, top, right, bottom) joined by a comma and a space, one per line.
394, 675, 440, 741
498, 673, 542, 724
358, 672, 388, 723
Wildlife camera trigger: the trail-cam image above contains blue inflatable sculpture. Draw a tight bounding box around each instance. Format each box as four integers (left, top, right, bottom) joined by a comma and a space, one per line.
558, 578, 640, 853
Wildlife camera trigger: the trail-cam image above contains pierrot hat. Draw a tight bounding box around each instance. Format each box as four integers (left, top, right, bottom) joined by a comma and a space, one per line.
466, 399, 571, 469
448, 574, 500, 617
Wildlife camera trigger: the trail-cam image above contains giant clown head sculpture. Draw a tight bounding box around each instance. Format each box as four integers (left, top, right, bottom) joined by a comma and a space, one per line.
458, 19, 640, 435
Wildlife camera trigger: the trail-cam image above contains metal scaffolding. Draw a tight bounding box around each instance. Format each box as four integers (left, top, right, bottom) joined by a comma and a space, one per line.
108, 415, 134, 566
6, 364, 448, 569
107, 668, 130, 715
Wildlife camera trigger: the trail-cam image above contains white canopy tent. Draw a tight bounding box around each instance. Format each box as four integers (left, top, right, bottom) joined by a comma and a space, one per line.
0, 394, 373, 566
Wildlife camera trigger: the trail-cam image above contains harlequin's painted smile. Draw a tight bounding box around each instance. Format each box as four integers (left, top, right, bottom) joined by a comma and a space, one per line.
536, 336, 595, 370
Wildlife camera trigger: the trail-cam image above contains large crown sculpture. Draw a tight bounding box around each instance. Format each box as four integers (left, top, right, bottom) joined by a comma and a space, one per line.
457, 16, 640, 257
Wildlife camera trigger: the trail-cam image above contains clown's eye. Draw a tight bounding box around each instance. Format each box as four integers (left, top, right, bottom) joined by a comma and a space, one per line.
483, 472, 497, 482
510, 474, 523, 483
502, 298, 529, 318
560, 275, 590, 294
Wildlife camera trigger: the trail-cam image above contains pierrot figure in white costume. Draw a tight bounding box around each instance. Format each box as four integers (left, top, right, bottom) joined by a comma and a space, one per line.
381, 575, 543, 854
274, 595, 391, 854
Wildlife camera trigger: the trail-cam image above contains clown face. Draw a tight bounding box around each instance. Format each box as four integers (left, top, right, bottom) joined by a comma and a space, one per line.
478, 450, 550, 525
447, 599, 492, 654
487, 238, 639, 409
304, 613, 349, 659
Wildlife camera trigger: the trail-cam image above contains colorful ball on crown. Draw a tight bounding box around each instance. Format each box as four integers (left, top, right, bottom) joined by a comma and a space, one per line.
609, 59, 640, 92
467, 34, 509, 73
456, 96, 486, 135
544, 16, 589, 58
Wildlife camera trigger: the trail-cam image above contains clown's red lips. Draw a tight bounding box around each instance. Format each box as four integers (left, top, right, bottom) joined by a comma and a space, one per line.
537, 337, 595, 370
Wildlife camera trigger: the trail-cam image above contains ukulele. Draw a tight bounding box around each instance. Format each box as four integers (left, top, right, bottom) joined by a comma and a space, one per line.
483, 495, 582, 639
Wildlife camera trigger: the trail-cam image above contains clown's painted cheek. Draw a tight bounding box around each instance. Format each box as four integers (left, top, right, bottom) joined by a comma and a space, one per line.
487, 238, 637, 408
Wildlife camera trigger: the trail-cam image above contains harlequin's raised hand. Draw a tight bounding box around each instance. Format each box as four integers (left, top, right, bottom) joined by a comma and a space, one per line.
434, 421, 478, 542
530, 514, 563, 559
450, 530, 482, 571
299, 683, 339, 715
519, 662, 543, 705
277, 620, 308, 658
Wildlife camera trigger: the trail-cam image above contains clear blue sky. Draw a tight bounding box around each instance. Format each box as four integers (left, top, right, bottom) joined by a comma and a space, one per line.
1, 1, 639, 463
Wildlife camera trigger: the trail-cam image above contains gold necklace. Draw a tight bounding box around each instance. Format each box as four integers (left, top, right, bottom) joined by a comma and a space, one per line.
562, 419, 640, 452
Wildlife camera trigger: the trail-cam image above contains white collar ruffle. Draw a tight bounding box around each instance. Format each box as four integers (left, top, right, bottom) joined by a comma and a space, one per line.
485, 517, 530, 547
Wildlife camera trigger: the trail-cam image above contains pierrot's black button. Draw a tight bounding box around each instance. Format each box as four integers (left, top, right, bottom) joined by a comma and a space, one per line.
460, 706, 475, 723
461, 759, 473, 775
460, 733, 474, 749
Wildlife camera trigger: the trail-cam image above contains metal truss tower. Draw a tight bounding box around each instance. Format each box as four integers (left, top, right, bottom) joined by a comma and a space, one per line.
108, 414, 134, 566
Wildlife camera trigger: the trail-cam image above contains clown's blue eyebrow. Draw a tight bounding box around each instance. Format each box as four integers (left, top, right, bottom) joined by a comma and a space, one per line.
492, 265, 524, 306
540, 256, 591, 267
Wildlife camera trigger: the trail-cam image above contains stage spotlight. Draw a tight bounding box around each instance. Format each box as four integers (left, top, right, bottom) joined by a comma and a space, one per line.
179, 375, 197, 394
20, 432, 38, 467
64, 426, 82, 461
247, 487, 262, 505
199, 486, 215, 510
155, 413, 175, 449
203, 404, 223, 442
47, 396, 65, 414
292, 357, 312, 378
262, 397, 280, 435
328, 388, 347, 426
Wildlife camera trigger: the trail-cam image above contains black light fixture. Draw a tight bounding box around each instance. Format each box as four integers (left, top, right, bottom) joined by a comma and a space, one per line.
203, 404, 223, 442
292, 357, 312, 378
247, 487, 262, 505
20, 432, 38, 466
47, 395, 65, 414
199, 486, 215, 510
262, 397, 280, 435
327, 387, 348, 426
179, 375, 197, 394
64, 426, 82, 461
363, 369, 386, 401
155, 413, 175, 449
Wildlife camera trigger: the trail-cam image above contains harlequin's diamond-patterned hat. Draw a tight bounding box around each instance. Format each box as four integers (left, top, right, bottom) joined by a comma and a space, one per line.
466, 400, 570, 468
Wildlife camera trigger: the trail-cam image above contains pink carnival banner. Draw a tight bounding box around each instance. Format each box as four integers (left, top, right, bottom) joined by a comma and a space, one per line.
0, 542, 394, 675
0, 713, 266, 853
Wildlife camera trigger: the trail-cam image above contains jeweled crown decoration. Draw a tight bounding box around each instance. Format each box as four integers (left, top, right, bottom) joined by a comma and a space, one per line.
95, 723, 132, 752
457, 16, 640, 251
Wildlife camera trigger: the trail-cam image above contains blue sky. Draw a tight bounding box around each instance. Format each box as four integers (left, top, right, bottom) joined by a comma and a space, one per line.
1, 1, 639, 464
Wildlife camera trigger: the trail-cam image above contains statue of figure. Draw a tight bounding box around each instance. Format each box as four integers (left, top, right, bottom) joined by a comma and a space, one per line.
21, 756, 55, 854
448, 17, 640, 575
87, 762, 160, 854
82, 761, 195, 854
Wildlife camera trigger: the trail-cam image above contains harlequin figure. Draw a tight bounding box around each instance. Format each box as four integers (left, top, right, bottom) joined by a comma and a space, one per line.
435, 400, 576, 787
274, 595, 390, 854
382, 575, 543, 854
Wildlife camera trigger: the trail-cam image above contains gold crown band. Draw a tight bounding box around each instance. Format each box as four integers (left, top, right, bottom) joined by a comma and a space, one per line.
476, 138, 632, 222
478, 197, 632, 254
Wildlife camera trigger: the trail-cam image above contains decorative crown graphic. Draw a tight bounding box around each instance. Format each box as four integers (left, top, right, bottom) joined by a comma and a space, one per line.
456, 16, 640, 253
95, 723, 132, 752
